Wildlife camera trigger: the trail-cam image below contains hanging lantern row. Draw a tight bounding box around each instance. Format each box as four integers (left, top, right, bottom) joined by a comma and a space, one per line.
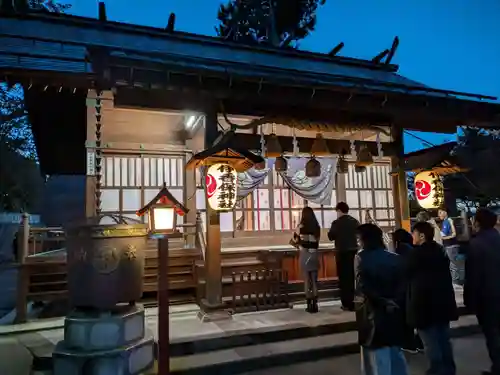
265, 132, 282, 158
275, 156, 288, 172
261, 127, 384, 176
355, 144, 374, 167
305, 158, 321, 178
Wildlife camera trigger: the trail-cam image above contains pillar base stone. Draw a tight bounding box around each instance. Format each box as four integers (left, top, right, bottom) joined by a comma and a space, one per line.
197, 299, 232, 322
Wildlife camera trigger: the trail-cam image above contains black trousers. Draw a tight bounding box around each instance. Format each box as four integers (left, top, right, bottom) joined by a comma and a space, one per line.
477, 310, 500, 374
336, 250, 356, 310
402, 325, 424, 350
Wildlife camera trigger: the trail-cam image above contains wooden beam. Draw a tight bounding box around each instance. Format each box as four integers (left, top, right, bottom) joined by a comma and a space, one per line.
111, 85, 494, 134
104, 60, 499, 125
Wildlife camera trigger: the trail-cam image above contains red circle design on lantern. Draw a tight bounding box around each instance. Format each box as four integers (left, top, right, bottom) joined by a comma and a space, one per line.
415, 180, 432, 201
206, 174, 216, 198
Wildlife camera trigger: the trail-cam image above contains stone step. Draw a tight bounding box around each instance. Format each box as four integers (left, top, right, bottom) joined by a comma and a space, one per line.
168, 304, 468, 357
169, 313, 480, 375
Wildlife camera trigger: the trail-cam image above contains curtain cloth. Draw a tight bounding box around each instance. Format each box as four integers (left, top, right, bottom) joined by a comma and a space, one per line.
199, 159, 275, 200
200, 157, 337, 204
278, 157, 337, 206
236, 159, 275, 200
231, 157, 337, 205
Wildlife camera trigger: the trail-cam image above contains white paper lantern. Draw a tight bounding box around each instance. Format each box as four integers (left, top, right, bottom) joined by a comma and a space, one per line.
414, 171, 444, 209
206, 163, 238, 211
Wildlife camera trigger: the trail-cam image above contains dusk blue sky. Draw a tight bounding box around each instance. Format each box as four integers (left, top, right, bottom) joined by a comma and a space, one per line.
66, 0, 500, 152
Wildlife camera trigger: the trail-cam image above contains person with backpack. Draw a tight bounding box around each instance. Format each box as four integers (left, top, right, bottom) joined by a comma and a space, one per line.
408, 221, 458, 375
356, 224, 408, 375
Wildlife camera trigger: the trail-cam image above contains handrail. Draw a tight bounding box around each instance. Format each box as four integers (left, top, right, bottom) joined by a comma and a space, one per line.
21, 215, 206, 257
194, 211, 207, 260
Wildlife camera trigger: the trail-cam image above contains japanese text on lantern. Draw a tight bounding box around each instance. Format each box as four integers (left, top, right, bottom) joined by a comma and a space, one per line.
414, 171, 444, 209
206, 163, 238, 211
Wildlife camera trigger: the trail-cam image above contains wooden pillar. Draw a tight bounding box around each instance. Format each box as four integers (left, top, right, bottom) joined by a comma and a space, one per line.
202, 108, 223, 309
185, 127, 204, 232
14, 213, 30, 323
390, 125, 410, 231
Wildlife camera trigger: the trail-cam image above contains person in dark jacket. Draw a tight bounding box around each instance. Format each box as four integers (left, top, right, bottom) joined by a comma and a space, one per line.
465, 208, 500, 375
393, 228, 413, 257
409, 221, 458, 375
294, 206, 321, 313
392, 229, 424, 354
328, 202, 360, 311
355, 224, 408, 375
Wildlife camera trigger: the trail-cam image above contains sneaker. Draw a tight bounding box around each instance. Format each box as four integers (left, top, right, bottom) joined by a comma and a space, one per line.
402, 347, 418, 354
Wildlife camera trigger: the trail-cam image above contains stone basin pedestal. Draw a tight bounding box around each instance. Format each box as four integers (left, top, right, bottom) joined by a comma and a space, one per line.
53, 304, 154, 375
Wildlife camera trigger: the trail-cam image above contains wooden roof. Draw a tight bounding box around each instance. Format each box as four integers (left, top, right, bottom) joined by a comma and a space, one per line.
0, 11, 499, 134
398, 142, 468, 175
136, 183, 188, 217
2, 10, 500, 174
185, 131, 264, 172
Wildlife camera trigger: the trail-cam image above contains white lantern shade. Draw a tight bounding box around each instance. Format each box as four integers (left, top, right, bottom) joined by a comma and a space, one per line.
148, 206, 175, 233
414, 171, 444, 209
206, 163, 238, 211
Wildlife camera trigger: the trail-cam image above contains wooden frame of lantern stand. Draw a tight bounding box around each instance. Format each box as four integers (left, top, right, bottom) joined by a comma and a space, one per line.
136, 183, 189, 375
157, 231, 183, 375
185, 130, 265, 315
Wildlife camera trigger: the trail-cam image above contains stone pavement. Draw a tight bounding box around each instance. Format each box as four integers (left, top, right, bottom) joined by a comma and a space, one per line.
0, 292, 469, 375
241, 334, 491, 375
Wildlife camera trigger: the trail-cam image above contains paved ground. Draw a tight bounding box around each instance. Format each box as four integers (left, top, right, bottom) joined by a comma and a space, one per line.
242, 335, 490, 375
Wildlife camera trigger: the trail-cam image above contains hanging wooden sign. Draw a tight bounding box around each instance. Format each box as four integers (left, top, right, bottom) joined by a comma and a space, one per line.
86, 150, 96, 176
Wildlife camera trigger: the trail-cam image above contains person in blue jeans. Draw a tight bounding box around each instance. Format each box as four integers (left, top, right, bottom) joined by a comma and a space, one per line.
438, 208, 462, 285
408, 222, 459, 375
355, 224, 409, 375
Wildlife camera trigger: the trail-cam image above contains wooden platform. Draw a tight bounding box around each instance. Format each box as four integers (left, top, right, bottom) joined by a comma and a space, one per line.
10, 231, 341, 322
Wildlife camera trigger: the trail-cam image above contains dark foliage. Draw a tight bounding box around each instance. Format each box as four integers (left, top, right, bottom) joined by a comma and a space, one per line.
216, 0, 326, 47
28, 0, 71, 12
445, 127, 500, 208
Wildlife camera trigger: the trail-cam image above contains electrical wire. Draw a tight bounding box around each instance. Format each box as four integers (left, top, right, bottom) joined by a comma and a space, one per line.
403, 130, 481, 194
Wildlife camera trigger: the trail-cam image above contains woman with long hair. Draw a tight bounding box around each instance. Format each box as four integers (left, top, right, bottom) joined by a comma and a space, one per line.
356, 224, 408, 375
294, 206, 321, 313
